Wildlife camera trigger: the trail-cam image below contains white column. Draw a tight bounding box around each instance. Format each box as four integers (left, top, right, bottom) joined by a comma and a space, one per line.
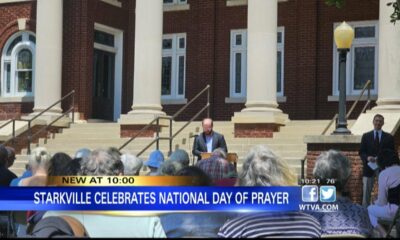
122, 0, 165, 122
32, 0, 63, 114
373, 0, 400, 110
232, 0, 287, 124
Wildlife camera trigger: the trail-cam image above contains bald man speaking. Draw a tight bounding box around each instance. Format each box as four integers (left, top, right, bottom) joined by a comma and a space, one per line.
192, 118, 228, 160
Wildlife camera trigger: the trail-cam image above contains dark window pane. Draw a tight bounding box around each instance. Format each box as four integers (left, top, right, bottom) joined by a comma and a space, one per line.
235, 34, 242, 46
277, 51, 282, 93
94, 30, 114, 46
17, 71, 32, 92
355, 26, 375, 38
354, 47, 375, 90
6, 36, 22, 56
179, 37, 185, 49
163, 39, 173, 49
163, 0, 174, 3
6, 63, 11, 93
178, 56, 184, 95
235, 53, 242, 94
17, 49, 32, 69
277, 32, 282, 43
162, 57, 172, 95
29, 35, 36, 44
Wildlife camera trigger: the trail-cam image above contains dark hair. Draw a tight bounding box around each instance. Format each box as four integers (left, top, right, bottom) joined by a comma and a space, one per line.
0, 145, 9, 167
176, 166, 212, 186
377, 149, 400, 170
47, 153, 73, 176
373, 114, 384, 121
64, 159, 82, 176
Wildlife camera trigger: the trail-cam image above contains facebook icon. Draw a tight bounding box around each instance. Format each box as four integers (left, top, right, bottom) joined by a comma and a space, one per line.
302, 185, 319, 202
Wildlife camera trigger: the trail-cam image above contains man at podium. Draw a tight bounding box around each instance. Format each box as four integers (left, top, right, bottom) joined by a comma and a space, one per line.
192, 118, 228, 160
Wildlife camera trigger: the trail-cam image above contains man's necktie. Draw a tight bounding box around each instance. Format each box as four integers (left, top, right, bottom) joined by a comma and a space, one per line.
374, 131, 380, 148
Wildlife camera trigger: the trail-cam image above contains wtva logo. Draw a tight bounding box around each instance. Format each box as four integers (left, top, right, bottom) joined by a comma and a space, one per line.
302, 185, 336, 203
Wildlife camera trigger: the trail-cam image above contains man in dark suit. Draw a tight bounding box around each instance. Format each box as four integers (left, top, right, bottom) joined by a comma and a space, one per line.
359, 114, 395, 207
192, 118, 228, 160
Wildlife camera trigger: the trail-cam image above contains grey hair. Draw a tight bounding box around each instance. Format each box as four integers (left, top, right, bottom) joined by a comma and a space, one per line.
158, 160, 183, 176
169, 149, 190, 167
313, 150, 351, 192
80, 148, 123, 176
29, 147, 52, 171
212, 148, 227, 159
239, 145, 297, 187
121, 154, 143, 176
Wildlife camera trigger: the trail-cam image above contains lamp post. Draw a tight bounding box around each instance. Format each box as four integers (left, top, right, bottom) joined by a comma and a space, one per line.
333, 21, 354, 135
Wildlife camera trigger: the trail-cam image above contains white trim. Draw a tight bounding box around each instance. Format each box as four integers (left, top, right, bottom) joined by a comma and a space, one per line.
225, 96, 287, 103
94, 23, 123, 122
332, 20, 379, 96
226, 0, 288, 7
163, 3, 190, 12
100, 0, 122, 8
0, 0, 32, 4
327, 95, 377, 102
161, 98, 188, 105
0, 96, 34, 103
162, 33, 186, 100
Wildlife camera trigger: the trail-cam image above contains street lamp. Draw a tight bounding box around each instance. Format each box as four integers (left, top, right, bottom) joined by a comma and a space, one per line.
332, 21, 354, 135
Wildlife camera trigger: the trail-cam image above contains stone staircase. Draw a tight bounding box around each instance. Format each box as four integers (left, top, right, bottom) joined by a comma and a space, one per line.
10, 119, 355, 178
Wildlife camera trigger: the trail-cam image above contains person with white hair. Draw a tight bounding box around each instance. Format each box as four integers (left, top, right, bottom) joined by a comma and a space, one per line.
310, 150, 373, 237
19, 147, 52, 186
218, 145, 321, 238
121, 154, 143, 176
80, 148, 123, 176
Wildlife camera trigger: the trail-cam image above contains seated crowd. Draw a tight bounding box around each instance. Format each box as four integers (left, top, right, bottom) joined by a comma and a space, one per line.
0, 143, 399, 238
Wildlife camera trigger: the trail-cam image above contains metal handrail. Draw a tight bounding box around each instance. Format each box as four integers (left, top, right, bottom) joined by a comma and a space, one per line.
1, 90, 75, 154
321, 80, 372, 135
118, 85, 211, 157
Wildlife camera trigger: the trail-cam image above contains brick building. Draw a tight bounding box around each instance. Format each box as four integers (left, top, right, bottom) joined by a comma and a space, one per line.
0, 0, 395, 125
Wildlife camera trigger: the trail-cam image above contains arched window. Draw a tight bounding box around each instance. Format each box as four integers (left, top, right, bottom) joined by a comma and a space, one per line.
1, 32, 35, 97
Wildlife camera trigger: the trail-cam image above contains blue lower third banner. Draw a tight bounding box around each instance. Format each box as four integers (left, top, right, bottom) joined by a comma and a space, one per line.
0, 186, 302, 212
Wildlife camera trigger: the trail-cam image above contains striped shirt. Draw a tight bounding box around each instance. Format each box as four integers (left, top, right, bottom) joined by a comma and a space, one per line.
218, 212, 321, 238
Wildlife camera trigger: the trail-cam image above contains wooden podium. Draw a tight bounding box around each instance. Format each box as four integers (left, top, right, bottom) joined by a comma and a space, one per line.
200, 152, 238, 171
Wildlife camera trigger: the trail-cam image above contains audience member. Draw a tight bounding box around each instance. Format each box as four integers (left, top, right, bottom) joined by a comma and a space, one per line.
218, 145, 321, 238
0, 145, 17, 186
19, 147, 51, 187
169, 149, 190, 167
368, 148, 400, 237
10, 164, 32, 187
158, 160, 182, 176
23, 216, 88, 238
5, 146, 16, 168
47, 153, 72, 176
80, 148, 123, 176
121, 154, 142, 176
310, 150, 373, 237
196, 148, 236, 183
74, 148, 91, 161
144, 150, 164, 176
160, 166, 236, 238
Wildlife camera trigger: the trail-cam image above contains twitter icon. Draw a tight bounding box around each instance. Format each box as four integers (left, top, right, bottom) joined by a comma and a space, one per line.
320, 186, 336, 202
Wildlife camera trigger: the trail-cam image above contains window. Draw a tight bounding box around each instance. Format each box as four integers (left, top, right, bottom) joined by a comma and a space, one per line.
1, 32, 35, 97
162, 33, 186, 99
332, 21, 378, 96
229, 28, 285, 98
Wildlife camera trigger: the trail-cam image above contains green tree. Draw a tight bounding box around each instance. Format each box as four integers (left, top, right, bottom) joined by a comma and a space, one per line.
325, 0, 400, 24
